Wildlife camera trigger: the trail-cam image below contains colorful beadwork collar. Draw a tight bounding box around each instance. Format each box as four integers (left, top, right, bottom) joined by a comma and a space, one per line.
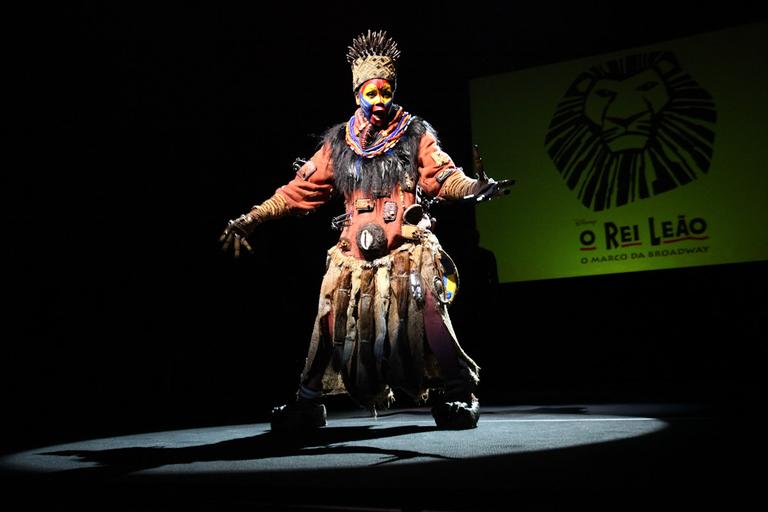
345, 106, 413, 158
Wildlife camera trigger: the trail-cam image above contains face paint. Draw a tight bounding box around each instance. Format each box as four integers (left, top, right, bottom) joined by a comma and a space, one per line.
357, 79, 394, 127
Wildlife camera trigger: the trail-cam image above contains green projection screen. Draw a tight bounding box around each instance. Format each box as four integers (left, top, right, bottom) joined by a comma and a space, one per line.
470, 22, 768, 283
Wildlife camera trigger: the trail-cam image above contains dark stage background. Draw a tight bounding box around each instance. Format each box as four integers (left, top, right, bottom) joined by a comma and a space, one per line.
6, 2, 767, 454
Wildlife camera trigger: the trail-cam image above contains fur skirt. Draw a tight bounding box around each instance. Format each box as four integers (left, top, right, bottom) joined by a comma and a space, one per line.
301, 233, 480, 409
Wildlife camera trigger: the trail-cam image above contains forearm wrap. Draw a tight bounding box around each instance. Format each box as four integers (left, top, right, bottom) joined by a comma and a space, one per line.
248, 193, 290, 224
438, 171, 480, 200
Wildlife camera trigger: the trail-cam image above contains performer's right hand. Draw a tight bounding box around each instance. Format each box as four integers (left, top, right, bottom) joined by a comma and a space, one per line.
219, 213, 256, 258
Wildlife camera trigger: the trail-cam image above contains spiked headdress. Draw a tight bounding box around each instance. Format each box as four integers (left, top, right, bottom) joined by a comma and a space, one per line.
347, 30, 401, 92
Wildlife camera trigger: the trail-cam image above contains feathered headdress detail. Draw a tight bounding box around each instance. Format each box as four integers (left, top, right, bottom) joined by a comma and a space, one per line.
346, 30, 400, 91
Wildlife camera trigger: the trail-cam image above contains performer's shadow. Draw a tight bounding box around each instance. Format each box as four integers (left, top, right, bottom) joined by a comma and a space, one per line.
43, 424, 446, 478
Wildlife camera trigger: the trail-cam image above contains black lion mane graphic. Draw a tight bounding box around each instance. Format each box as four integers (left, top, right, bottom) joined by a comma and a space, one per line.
545, 52, 716, 211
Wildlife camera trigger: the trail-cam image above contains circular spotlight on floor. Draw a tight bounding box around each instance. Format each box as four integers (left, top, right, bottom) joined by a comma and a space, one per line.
0, 406, 667, 474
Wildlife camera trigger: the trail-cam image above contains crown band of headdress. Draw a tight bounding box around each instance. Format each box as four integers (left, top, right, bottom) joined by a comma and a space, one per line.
347, 30, 400, 91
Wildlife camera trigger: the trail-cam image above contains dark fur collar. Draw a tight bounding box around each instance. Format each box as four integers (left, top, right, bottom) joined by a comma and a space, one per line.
324, 116, 433, 197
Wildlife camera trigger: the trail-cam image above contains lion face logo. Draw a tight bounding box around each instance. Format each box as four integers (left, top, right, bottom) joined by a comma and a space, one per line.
546, 52, 716, 211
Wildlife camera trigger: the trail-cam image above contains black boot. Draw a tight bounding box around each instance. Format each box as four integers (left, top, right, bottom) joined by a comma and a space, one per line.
431, 393, 480, 430
271, 398, 327, 432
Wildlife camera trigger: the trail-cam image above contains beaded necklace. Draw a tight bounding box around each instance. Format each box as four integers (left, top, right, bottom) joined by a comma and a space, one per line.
345, 106, 413, 158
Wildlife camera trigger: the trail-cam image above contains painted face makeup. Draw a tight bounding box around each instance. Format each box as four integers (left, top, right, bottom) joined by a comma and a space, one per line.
357, 79, 394, 127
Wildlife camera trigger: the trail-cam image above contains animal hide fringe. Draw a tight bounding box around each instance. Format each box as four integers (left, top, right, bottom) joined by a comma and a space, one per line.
301, 234, 480, 410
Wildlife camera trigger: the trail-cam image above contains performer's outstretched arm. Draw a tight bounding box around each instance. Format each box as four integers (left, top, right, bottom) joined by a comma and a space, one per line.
415, 129, 512, 203
220, 144, 335, 257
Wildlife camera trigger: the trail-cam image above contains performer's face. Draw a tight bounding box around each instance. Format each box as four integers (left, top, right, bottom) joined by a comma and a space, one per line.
356, 79, 394, 127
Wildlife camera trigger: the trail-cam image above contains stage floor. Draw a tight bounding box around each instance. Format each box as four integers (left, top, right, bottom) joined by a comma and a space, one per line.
0, 403, 759, 510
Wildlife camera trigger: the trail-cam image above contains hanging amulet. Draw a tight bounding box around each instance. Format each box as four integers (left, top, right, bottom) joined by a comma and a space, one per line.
401, 170, 415, 192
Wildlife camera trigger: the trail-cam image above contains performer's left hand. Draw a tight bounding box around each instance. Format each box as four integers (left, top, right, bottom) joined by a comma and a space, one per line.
471, 144, 515, 202
473, 178, 515, 203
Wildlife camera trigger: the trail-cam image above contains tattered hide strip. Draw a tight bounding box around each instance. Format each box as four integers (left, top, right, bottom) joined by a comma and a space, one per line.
386, 250, 410, 393
405, 244, 426, 397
